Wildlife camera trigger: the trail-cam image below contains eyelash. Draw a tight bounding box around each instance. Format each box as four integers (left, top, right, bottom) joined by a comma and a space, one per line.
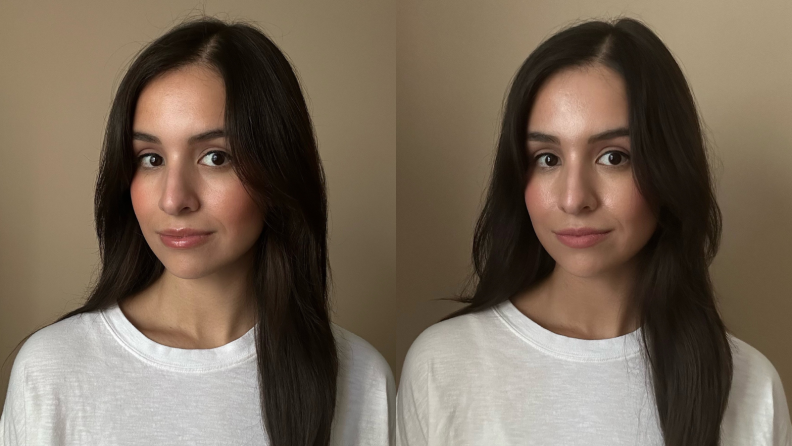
532, 150, 631, 169
137, 150, 233, 169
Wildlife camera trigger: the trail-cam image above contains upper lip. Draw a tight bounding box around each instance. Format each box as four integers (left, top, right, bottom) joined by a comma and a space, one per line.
554, 227, 611, 236
157, 228, 213, 237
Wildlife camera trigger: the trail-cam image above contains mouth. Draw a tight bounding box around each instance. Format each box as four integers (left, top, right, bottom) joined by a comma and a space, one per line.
553, 228, 612, 249
156, 229, 214, 249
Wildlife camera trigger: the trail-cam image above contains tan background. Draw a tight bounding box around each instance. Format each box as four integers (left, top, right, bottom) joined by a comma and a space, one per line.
2, 0, 791, 411
396, 0, 792, 405
0, 0, 395, 408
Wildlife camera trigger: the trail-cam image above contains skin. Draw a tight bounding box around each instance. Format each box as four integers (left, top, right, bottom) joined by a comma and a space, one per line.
511, 64, 658, 340
121, 64, 264, 349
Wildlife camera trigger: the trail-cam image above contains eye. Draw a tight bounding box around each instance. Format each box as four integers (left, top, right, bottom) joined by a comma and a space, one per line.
596, 151, 630, 166
535, 153, 560, 168
138, 153, 163, 168
199, 150, 232, 167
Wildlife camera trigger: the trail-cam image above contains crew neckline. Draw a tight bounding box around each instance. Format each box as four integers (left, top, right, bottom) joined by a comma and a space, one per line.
101, 304, 257, 372
494, 299, 643, 362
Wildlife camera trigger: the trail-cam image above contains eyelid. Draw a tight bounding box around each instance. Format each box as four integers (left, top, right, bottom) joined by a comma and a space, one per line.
596, 150, 631, 166
532, 147, 630, 158
532, 149, 630, 167
198, 149, 233, 167
137, 152, 163, 168
201, 148, 230, 155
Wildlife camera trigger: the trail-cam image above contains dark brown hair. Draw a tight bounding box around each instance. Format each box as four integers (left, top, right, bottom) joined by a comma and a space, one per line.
452, 18, 732, 446
58, 18, 338, 446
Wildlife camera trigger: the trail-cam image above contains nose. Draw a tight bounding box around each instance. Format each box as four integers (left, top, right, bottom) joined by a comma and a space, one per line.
557, 157, 598, 215
158, 158, 200, 216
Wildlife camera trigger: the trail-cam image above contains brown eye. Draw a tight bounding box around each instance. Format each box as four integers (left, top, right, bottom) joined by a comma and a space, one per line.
139, 154, 163, 168
199, 151, 232, 167
597, 151, 630, 166
536, 153, 560, 168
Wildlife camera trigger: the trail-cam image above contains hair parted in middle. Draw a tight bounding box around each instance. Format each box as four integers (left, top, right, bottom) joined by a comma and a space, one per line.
451, 17, 733, 446
56, 17, 339, 446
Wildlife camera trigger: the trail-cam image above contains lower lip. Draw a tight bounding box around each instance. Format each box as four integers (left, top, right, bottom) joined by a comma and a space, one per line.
555, 231, 611, 248
159, 234, 212, 249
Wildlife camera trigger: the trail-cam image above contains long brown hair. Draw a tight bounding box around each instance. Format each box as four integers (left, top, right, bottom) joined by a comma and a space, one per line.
451, 18, 732, 446
57, 18, 338, 446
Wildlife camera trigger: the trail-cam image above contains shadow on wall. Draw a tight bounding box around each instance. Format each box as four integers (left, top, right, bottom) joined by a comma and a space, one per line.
709, 93, 792, 406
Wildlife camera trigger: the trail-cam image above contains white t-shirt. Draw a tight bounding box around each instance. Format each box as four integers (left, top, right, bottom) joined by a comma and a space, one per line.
395, 300, 791, 446
1, 305, 395, 445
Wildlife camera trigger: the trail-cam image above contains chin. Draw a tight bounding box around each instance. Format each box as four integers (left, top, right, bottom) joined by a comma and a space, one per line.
163, 267, 217, 280
551, 255, 619, 279
158, 258, 225, 280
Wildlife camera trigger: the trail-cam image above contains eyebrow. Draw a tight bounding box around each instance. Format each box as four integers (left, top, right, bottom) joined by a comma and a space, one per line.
527, 127, 630, 145
132, 129, 226, 144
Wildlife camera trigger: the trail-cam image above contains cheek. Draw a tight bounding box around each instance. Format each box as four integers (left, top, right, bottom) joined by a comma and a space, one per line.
130, 174, 155, 228
608, 177, 657, 245
208, 180, 264, 240
524, 176, 553, 228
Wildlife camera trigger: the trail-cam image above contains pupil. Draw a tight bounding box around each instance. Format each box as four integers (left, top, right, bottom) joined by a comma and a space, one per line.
609, 153, 621, 164
212, 153, 224, 165
151, 155, 162, 167
546, 155, 557, 166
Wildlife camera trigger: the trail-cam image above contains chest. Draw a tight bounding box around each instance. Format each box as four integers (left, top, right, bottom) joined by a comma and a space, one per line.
425, 356, 663, 446
25, 365, 267, 445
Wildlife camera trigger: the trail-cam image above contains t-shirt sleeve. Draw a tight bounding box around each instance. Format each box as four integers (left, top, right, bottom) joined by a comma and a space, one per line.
1, 349, 28, 445
395, 334, 431, 446
331, 326, 396, 446
725, 337, 792, 446
769, 368, 791, 446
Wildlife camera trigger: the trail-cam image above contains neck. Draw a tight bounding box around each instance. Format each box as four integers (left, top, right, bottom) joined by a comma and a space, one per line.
512, 260, 640, 340
121, 251, 257, 349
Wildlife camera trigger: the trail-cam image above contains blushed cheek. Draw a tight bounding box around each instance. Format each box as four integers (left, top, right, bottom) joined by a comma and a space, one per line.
216, 182, 264, 239
621, 180, 658, 248
130, 175, 154, 231
525, 178, 551, 227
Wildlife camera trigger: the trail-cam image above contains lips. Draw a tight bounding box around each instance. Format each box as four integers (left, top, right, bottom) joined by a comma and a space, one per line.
554, 227, 610, 236
157, 228, 214, 249
553, 227, 611, 249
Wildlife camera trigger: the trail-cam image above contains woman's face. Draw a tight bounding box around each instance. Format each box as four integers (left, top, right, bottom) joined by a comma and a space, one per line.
524, 64, 657, 278
130, 65, 264, 280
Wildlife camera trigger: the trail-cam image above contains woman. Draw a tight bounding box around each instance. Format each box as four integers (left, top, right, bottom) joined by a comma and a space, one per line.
395, 18, 790, 446
1, 18, 394, 445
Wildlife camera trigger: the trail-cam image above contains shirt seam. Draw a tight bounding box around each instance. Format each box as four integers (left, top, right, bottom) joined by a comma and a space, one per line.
99, 310, 257, 373
493, 305, 642, 363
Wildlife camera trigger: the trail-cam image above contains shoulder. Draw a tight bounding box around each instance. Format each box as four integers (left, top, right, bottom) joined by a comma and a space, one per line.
13, 311, 107, 374
330, 325, 395, 444
724, 335, 791, 445
394, 309, 499, 442
4, 310, 109, 424
332, 324, 394, 386
729, 335, 787, 397
402, 308, 499, 375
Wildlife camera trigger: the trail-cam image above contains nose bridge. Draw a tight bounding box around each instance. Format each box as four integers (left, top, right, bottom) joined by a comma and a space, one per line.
159, 155, 199, 215
558, 151, 597, 214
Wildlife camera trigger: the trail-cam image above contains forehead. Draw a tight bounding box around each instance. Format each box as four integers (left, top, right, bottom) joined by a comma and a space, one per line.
133, 65, 226, 131
527, 64, 628, 138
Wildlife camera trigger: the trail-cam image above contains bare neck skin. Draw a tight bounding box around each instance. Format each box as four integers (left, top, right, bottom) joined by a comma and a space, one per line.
119, 249, 257, 349
511, 259, 640, 340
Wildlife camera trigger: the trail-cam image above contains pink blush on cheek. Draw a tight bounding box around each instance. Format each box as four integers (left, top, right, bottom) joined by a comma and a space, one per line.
204, 179, 265, 243
129, 173, 156, 233
524, 179, 551, 221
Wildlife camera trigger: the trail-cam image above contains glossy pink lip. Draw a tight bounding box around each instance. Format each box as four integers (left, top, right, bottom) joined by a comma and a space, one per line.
157, 229, 213, 249
553, 228, 612, 249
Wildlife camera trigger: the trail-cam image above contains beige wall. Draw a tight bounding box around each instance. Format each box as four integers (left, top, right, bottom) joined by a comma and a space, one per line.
2, 0, 790, 411
396, 0, 792, 404
0, 0, 395, 407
